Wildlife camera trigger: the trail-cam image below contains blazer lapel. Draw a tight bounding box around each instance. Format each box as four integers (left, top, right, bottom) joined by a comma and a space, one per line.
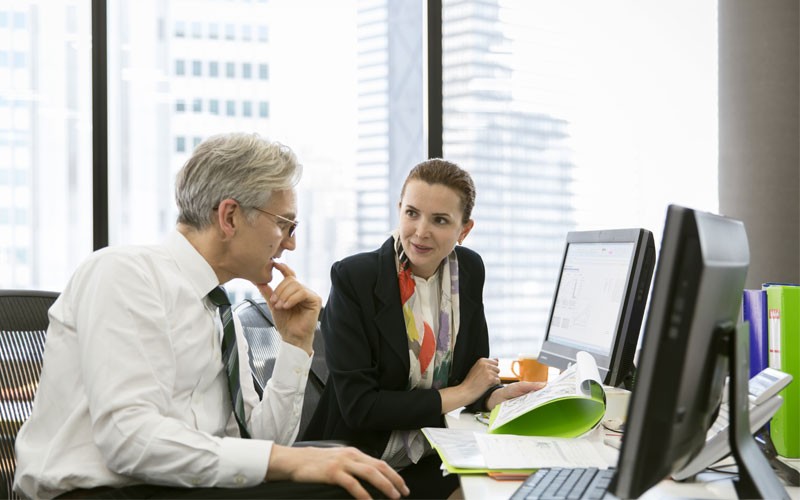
373, 238, 411, 372
453, 249, 477, 372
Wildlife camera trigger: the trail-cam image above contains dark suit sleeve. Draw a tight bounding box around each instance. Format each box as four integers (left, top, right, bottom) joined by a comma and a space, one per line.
323, 260, 444, 432
455, 249, 502, 413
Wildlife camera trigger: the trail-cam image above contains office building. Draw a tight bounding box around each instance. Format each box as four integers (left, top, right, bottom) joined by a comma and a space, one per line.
354, 0, 575, 354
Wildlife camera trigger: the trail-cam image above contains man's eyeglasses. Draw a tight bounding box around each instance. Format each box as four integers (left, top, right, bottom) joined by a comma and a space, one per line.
249, 206, 299, 238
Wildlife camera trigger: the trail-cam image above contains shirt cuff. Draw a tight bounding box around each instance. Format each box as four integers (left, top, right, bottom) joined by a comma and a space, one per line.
217, 437, 272, 487
270, 341, 313, 392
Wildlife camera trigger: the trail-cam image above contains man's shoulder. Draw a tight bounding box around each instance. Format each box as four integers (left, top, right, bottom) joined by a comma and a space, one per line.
68, 243, 174, 293
80, 242, 169, 270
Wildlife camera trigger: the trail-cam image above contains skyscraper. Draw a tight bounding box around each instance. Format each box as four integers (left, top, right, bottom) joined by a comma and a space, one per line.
355, 0, 575, 355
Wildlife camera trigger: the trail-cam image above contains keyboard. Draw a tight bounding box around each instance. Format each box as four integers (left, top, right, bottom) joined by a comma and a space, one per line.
510, 467, 615, 500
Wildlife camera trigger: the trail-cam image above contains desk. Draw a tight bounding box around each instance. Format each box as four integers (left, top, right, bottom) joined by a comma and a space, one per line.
444, 409, 800, 499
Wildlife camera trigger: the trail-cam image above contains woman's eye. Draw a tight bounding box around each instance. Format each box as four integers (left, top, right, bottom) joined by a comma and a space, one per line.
435, 217, 449, 225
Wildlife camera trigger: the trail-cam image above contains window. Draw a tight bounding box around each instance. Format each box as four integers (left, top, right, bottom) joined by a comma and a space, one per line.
441, 0, 718, 355
1, 0, 92, 290
13, 12, 26, 29
11, 0, 718, 363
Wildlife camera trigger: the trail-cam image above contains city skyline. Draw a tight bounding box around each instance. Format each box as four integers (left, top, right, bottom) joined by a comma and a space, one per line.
1, 0, 718, 357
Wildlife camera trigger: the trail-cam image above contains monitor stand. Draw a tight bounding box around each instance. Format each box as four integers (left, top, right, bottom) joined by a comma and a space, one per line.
725, 321, 789, 499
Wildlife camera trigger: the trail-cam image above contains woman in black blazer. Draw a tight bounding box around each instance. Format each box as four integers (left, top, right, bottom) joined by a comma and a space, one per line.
304, 159, 541, 498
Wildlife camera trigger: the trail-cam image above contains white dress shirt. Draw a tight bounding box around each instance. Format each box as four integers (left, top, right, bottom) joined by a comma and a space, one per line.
13, 231, 312, 499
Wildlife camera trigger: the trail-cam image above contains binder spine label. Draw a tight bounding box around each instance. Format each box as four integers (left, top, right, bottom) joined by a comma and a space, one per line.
768, 308, 782, 370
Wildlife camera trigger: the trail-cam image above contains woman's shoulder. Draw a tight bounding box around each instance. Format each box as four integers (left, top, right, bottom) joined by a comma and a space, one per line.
455, 244, 484, 266
333, 237, 393, 273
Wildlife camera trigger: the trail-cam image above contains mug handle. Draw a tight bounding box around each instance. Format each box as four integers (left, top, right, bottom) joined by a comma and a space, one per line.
511, 360, 520, 378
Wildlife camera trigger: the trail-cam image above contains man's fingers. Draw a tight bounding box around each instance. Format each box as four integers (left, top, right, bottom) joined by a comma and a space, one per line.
257, 283, 274, 301
271, 260, 297, 278
270, 284, 306, 309
333, 470, 371, 500
342, 461, 404, 500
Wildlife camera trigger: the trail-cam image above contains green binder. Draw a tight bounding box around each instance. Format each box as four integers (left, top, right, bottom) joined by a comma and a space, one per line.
765, 284, 800, 458
487, 352, 606, 438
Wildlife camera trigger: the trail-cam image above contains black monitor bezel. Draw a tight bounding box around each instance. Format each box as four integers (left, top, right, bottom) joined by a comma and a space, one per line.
611, 205, 753, 498
537, 228, 655, 387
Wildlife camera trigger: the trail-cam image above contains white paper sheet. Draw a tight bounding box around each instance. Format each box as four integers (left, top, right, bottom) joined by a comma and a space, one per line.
475, 433, 611, 469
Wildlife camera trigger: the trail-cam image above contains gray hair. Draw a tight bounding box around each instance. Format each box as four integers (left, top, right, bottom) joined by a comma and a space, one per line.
175, 132, 302, 229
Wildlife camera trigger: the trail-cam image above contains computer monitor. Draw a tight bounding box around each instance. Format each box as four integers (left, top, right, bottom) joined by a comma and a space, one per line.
611, 204, 786, 499
537, 228, 655, 388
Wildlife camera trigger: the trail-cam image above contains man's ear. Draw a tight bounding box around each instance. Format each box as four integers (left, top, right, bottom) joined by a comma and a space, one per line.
215, 198, 239, 239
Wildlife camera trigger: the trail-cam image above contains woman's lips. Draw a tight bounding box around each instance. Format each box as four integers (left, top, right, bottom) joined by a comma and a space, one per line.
411, 242, 432, 253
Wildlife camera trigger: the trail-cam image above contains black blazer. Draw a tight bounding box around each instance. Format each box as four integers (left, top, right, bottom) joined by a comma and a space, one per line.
303, 237, 495, 455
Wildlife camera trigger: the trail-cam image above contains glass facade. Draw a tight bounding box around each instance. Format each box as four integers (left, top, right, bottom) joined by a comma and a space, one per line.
1, 0, 717, 356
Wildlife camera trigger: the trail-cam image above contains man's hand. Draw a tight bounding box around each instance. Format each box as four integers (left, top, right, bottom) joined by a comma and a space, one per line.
256, 261, 322, 355
266, 445, 409, 499
485, 381, 546, 411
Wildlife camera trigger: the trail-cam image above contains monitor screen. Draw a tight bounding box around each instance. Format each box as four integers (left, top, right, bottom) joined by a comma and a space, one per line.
611, 205, 751, 498
538, 228, 655, 387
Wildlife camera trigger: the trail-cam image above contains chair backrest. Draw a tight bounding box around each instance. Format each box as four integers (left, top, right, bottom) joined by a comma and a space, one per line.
0, 290, 59, 500
233, 298, 328, 440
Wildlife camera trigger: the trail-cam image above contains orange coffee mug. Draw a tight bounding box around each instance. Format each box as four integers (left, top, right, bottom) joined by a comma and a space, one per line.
511, 355, 548, 382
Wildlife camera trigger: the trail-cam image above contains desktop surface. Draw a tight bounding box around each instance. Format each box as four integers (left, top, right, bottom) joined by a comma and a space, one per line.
444, 409, 799, 500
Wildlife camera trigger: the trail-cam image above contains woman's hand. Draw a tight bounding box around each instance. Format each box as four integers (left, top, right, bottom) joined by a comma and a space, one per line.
485, 381, 546, 411
439, 358, 501, 414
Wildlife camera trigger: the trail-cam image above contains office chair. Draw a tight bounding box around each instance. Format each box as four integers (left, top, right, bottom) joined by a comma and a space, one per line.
234, 297, 329, 441
0, 289, 59, 500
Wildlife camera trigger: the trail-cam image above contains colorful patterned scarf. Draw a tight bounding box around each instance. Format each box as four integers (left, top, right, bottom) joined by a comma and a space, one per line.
392, 232, 460, 390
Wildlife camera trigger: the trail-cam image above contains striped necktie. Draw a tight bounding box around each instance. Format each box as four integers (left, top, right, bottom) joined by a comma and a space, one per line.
207, 286, 250, 439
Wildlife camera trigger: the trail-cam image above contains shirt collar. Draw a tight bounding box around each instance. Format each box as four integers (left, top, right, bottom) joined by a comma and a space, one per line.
164, 230, 220, 302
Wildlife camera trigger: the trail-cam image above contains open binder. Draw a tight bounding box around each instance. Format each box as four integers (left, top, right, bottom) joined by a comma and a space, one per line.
488, 351, 606, 437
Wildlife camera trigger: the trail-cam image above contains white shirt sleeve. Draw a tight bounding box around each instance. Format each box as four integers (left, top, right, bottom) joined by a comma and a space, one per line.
72, 252, 271, 488
235, 310, 312, 443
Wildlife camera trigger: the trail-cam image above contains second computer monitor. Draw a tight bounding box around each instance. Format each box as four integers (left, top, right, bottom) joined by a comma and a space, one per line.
537, 228, 655, 387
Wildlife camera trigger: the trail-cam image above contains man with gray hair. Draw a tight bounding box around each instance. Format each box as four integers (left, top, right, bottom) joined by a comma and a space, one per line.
13, 133, 409, 499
